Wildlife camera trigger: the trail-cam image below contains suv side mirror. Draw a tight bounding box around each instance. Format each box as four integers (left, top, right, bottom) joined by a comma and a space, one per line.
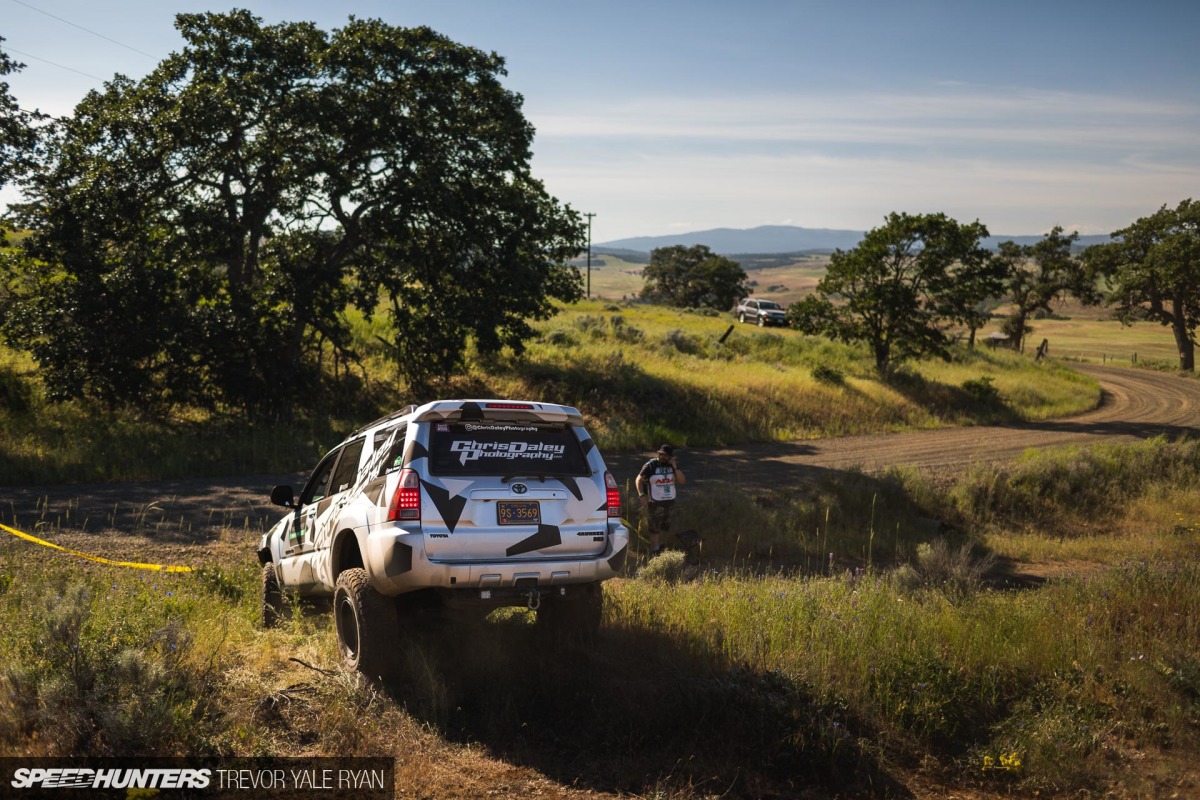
270, 485, 296, 509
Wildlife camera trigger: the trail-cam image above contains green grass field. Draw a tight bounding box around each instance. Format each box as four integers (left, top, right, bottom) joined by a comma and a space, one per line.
981, 301, 1183, 366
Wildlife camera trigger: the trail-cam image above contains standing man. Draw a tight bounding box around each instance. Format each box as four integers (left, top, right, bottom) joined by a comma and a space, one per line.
636, 444, 685, 556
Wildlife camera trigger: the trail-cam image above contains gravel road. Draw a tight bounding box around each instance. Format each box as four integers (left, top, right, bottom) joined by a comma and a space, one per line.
4, 363, 1198, 548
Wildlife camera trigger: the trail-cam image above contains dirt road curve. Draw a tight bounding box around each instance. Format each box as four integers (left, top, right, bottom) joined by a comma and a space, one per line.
607, 363, 1200, 491
3, 364, 1198, 540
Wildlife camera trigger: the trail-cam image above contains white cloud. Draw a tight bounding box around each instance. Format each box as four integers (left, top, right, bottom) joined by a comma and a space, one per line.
529, 85, 1200, 239
535, 146, 1199, 240
531, 87, 1200, 151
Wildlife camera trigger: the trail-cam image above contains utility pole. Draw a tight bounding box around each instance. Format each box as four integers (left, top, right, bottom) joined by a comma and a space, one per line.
584, 212, 596, 299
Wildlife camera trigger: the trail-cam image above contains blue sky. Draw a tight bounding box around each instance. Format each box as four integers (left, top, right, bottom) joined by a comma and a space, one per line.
3, 0, 1198, 241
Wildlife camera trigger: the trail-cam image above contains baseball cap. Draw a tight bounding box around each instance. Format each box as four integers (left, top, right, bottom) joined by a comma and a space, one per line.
657, 444, 674, 456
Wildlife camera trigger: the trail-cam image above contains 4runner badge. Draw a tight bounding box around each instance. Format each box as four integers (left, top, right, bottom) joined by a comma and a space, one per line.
511, 483, 528, 494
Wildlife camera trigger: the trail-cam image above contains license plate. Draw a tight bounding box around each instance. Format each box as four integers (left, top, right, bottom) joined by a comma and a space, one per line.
497, 500, 540, 526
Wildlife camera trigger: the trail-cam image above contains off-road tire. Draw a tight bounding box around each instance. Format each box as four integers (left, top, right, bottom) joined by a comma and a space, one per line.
757, 316, 765, 327
538, 583, 603, 642
334, 568, 398, 678
261, 563, 284, 629
738, 312, 746, 323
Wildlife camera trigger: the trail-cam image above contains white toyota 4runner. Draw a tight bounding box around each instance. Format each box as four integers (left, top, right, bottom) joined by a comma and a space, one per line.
258, 400, 630, 675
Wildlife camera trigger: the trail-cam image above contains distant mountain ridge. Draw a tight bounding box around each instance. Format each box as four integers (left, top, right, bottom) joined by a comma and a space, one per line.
597, 224, 1109, 255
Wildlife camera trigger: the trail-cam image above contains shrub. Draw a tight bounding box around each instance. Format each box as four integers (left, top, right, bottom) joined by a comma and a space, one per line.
543, 329, 576, 347
0, 365, 33, 414
1, 582, 221, 754
663, 328, 704, 356
639, 550, 689, 583
962, 375, 1000, 404
912, 538, 996, 601
811, 364, 845, 386
950, 437, 1200, 528
609, 315, 644, 343
574, 315, 606, 339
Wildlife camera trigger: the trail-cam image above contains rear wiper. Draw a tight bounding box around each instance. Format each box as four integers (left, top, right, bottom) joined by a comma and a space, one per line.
501, 474, 548, 483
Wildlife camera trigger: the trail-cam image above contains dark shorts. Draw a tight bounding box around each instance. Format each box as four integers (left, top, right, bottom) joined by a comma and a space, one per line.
645, 501, 673, 534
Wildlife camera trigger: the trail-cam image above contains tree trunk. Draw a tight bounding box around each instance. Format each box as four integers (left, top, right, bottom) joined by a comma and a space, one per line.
874, 341, 890, 376
1174, 317, 1195, 372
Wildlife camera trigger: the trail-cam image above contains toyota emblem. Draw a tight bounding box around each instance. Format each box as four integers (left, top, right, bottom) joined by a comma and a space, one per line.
511, 483, 528, 495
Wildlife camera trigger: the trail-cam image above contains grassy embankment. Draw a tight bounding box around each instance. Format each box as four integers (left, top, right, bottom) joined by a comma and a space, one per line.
2, 437, 1199, 797
1, 300, 1098, 485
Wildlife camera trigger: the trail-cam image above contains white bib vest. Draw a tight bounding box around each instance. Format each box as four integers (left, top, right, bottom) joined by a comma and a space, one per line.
649, 467, 676, 502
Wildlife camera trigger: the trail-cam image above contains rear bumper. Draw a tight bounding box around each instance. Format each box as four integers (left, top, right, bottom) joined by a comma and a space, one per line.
367, 526, 630, 595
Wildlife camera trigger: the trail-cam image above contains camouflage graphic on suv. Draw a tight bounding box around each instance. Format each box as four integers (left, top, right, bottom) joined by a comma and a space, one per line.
259, 399, 629, 618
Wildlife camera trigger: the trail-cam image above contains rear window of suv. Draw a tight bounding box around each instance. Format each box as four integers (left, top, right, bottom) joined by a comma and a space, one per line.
428, 422, 590, 477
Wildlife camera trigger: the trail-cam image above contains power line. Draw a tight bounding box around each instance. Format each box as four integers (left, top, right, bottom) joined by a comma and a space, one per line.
3, 45, 105, 81
8, 0, 157, 59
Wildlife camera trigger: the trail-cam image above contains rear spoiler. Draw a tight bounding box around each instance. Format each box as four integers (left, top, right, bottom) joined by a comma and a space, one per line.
414, 400, 584, 426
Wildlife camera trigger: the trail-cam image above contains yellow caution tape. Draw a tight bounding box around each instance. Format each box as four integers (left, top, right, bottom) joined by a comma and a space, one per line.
0, 521, 194, 573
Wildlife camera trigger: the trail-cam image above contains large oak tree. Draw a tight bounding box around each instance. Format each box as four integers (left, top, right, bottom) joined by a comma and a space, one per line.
0, 38, 40, 191
1085, 199, 1200, 371
993, 227, 1094, 353
788, 212, 992, 375
640, 244, 748, 311
3, 11, 583, 413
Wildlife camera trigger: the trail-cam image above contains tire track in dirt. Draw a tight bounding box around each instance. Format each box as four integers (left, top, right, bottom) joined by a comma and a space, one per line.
3, 364, 1198, 551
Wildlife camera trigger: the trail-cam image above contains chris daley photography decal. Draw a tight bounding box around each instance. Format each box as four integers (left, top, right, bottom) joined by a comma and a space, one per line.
450, 439, 566, 465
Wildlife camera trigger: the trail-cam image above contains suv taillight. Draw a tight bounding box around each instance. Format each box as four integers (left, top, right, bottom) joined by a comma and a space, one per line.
605, 471, 622, 518
387, 469, 421, 522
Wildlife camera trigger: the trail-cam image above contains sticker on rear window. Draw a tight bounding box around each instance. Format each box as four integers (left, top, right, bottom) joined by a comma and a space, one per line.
450, 439, 565, 465
429, 422, 589, 476
464, 423, 537, 432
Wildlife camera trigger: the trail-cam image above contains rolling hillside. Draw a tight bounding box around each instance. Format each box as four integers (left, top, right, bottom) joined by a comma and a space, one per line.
598, 224, 1110, 255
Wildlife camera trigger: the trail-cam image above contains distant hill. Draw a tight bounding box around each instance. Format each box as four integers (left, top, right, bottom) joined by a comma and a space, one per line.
597, 224, 1109, 255
598, 225, 862, 254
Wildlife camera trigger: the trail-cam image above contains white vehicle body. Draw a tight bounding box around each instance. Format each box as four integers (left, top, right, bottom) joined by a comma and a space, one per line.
258, 400, 630, 614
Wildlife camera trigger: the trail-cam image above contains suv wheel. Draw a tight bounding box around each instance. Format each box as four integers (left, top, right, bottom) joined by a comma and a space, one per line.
757, 316, 765, 327
261, 564, 285, 628
334, 568, 398, 677
738, 312, 746, 323
538, 584, 603, 641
